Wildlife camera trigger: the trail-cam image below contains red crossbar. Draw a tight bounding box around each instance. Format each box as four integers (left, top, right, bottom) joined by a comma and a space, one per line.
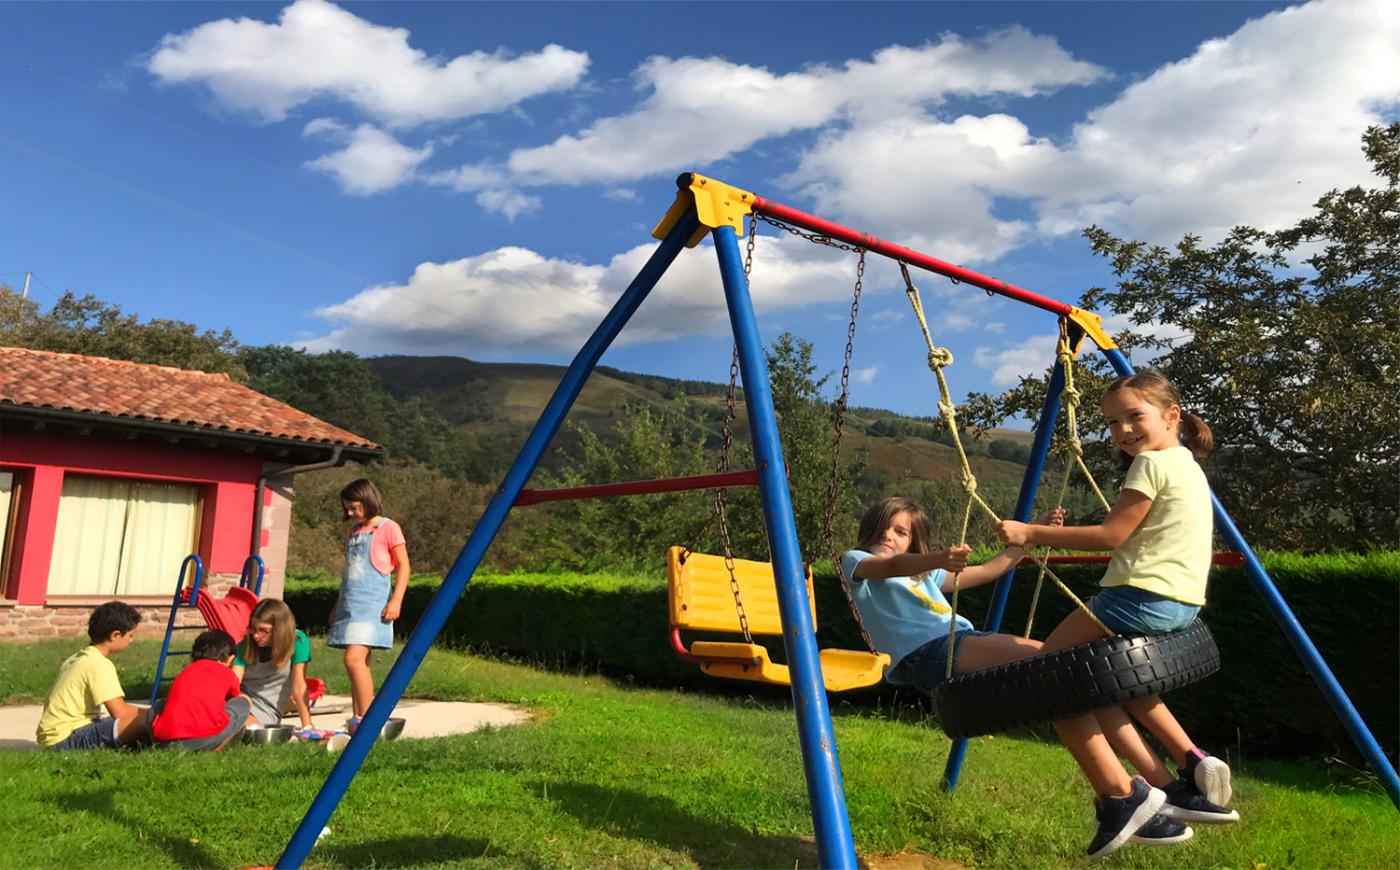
514, 468, 760, 507
1015, 552, 1246, 567
751, 196, 1075, 317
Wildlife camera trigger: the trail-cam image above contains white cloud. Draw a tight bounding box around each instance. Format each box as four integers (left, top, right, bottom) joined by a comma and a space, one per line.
147, 0, 589, 128
868, 308, 905, 329
305, 234, 860, 354
975, 333, 1060, 387
303, 120, 433, 194
852, 366, 878, 385
1029, 0, 1400, 243
475, 189, 542, 221
792, 0, 1400, 266
507, 28, 1106, 185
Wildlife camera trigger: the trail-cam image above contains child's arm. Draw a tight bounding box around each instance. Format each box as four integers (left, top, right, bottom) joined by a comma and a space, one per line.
852, 545, 971, 580
996, 492, 1151, 551
955, 508, 1063, 589
382, 543, 410, 622
102, 695, 142, 721
288, 662, 312, 728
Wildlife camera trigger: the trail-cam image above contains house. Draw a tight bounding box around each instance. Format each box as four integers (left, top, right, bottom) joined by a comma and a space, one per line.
0, 348, 381, 639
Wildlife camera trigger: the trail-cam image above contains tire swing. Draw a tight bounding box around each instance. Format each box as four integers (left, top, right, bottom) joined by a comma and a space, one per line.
894, 266, 1220, 737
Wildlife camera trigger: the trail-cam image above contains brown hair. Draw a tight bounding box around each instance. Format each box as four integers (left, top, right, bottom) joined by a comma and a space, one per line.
1103, 370, 1214, 467
854, 497, 935, 579
244, 598, 297, 668
340, 478, 384, 520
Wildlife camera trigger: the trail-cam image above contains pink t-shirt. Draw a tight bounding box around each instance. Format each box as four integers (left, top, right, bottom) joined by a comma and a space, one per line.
349, 518, 407, 574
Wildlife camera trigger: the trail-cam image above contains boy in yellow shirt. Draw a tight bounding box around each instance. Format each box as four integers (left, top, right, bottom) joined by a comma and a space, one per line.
36, 601, 152, 749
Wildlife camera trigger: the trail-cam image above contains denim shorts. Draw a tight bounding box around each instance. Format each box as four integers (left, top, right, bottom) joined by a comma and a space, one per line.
1089, 585, 1200, 634
52, 716, 120, 750
891, 630, 989, 694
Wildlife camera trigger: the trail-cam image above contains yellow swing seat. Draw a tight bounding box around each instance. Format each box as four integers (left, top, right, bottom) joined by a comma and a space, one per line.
667, 546, 889, 692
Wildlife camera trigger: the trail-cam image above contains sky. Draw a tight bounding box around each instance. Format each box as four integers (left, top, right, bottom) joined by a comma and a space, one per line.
2, 0, 1397, 418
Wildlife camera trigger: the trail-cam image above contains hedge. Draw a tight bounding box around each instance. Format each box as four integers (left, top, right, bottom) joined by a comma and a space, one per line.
286, 552, 1399, 761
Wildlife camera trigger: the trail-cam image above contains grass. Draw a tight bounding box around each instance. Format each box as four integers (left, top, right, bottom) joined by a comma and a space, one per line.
2, 637, 1396, 868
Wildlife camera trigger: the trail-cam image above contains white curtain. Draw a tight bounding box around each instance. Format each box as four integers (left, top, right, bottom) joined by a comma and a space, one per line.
49, 476, 202, 596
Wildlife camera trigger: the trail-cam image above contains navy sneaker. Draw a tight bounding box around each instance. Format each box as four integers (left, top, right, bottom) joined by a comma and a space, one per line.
1129, 812, 1194, 846
1184, 752, 1233, 806
1087, 777, 1166, 860
1162, 777, 1240, 823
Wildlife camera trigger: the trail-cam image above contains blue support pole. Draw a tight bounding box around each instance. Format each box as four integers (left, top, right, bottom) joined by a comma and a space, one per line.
150, 554, 203, 706
942, 360, 1066, 789
712, 225, 859, 869
1100, 348, 1400, 808
275, 212, 702, 869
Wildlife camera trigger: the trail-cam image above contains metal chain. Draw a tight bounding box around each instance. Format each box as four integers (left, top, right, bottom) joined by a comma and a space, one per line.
819, 250, 878, 652
716, 213, 758, 643
756, 214, 866, 254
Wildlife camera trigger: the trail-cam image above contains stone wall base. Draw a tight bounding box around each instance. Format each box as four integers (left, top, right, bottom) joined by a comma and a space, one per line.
0, 573, 243, 641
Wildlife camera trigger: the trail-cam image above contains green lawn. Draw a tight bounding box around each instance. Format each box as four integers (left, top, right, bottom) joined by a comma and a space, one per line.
1, 638, 1395, 868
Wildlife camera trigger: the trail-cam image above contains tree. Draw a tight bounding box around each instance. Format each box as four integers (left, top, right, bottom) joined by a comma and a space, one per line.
0, 288, 245, 378
966, 125, 1400, 551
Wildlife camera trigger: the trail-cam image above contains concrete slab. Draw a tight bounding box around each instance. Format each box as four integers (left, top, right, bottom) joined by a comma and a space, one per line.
0, 694, 528, 751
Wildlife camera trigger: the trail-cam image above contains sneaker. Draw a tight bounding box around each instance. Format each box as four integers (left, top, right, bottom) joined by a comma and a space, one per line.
325, 733, 350, 753
1184, 752, 1233, 807
1086, 777, 1166, 860
345, 716, 362, 735
1162, 777, 1240, 823
1129, 813, 1194, 846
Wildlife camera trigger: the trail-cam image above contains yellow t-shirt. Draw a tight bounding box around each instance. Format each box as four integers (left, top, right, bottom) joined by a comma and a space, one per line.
1101, 445, 1213, 605
35, 646, 125, 747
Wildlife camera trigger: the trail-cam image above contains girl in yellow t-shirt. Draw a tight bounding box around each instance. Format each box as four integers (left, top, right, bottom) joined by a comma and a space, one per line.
996, 370, 1238, 840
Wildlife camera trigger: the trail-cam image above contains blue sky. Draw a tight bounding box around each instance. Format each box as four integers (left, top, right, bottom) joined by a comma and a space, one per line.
2, 0, 1396, 418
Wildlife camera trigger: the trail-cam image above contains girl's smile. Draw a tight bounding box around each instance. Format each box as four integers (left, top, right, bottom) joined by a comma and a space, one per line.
343, 500, 368, 525
1103, 387, 1180, 456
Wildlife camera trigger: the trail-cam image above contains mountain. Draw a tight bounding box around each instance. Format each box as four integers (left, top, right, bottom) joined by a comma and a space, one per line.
366, 355, 1035, 484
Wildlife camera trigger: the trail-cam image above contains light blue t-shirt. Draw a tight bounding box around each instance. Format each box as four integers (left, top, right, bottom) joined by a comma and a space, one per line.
841, 549, 974, 672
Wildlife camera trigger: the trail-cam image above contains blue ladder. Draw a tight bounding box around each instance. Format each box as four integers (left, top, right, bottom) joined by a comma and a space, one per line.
149, 554, 205, 705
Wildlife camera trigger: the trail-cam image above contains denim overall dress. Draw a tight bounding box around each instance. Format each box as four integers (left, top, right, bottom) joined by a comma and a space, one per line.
327, 519, 394, 649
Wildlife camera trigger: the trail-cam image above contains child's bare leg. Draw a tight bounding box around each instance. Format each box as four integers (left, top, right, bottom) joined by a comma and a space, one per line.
953, 633, 1043, 672
1095, 705, 1175, 786
344, 645, 374, 717
1054, 712, 1135, 796
1125, 695, 1196, 767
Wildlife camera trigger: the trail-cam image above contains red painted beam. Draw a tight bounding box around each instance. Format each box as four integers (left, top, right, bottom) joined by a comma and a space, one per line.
751, 196, 1075, 317
514, 468, 760, 507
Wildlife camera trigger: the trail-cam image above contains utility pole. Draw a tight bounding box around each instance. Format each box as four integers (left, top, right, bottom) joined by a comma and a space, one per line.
21, 271, 30, 298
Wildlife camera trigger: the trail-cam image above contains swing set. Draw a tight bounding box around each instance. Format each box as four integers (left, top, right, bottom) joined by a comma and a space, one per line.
274, 173, 1400, 870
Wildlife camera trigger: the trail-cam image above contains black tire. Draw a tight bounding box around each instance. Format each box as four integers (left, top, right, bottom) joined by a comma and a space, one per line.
933, 620, 1220, 739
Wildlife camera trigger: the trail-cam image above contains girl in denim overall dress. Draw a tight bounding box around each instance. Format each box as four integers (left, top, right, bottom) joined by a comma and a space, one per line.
329, 479, 410, 732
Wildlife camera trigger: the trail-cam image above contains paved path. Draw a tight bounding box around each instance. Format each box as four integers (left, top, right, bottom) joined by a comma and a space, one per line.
0, 694, 528, 750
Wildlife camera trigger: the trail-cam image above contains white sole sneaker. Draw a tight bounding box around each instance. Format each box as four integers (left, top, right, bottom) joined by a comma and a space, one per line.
1089, 786, 1167, 860
1193, 755, 1233, 806
1130, 821, 1195, 846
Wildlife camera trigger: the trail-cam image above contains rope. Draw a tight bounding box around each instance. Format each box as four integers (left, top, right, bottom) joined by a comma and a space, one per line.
897, 264, 1111, 678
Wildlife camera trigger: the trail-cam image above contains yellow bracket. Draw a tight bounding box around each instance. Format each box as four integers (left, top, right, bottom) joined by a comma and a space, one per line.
652, 173, 756, 248
1065, 306, 1117, 353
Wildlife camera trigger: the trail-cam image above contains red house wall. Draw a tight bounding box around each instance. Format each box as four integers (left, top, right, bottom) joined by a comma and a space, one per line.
2, 431, 262, 606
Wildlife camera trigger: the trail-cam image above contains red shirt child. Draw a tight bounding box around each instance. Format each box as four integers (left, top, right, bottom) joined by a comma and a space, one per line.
152, 653, 242, 741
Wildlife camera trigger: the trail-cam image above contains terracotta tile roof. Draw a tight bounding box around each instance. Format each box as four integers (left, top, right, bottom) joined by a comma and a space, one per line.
0, 347, 380, 450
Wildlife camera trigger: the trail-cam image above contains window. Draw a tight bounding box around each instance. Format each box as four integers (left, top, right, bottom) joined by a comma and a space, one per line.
0, 470, 18, 597
48, 475, 203, 597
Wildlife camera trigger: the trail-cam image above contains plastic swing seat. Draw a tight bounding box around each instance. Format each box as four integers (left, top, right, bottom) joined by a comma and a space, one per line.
667, 546, 889, 692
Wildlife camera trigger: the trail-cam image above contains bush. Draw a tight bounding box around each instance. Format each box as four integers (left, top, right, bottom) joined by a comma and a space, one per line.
285, 552, 1398, 761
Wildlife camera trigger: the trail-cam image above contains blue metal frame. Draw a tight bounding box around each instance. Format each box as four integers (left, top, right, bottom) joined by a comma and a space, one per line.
713, 226, 857, 869
149, 553, 204, 706
240, 554, 266, 596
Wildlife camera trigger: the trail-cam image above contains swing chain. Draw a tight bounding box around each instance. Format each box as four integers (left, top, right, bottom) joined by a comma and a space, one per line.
756, 214, 865, 254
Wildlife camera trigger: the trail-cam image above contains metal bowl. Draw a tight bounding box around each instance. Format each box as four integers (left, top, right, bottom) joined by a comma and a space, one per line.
381, 717, 406, 741
242, 724, 296, 745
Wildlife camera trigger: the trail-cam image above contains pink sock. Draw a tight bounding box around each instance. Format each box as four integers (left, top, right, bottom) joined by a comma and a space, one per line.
1185, 747, 1207, 765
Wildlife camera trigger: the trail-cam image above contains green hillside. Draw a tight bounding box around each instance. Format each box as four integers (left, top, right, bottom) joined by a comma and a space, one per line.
366, 354, 1036, 487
